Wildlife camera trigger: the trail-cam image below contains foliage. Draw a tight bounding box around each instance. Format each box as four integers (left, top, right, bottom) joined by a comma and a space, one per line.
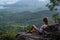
0, 27, 17, 40
47, 0, 60, 11
0, 24, 31, 40
52, 13, 58, 23
18, 24, 31, 32
47, 0, 60, 23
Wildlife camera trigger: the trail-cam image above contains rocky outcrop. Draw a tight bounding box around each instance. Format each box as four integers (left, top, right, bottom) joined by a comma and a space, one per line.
15, 31, 60, 40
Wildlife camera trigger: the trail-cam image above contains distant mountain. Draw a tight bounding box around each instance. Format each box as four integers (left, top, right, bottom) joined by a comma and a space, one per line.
0, 7, 48, 13
3, 0, 42, 7
0, 10, 56, 26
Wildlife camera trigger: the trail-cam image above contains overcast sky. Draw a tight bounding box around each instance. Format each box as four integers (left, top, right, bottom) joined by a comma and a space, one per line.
0, 0, 19, 5
0, 0, 50, 9
0, 0, 49, 5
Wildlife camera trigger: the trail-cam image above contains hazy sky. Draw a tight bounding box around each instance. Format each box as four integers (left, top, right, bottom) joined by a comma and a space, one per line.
0, 0, 49, 5
0, 0, 19, 5
0, 0, 50, 9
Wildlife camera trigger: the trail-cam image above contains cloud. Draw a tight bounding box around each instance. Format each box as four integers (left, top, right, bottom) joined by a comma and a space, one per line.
38, 0, 47, 1
0, 0, 50, 9
0, 6, 9, 9
38, 0, 50, 3
0, 0, 19, 5
38, 0, 50, 5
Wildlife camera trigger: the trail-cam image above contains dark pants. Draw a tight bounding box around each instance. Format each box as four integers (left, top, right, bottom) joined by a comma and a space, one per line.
38, 31, 43, 35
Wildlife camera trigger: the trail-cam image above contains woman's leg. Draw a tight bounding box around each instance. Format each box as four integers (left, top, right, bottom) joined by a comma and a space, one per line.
27, 25, 39, 33
32, 25, 39, 32
28, 25, 39, 33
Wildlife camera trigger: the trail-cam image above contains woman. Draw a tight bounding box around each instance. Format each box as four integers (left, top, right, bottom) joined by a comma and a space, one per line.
27, 17, 49, 35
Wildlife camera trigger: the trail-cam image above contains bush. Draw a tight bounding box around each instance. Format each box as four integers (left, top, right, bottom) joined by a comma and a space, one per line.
0, 27, 17, 40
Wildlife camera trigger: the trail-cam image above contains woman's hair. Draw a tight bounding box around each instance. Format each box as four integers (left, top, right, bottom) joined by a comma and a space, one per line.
43, 17, 49, 25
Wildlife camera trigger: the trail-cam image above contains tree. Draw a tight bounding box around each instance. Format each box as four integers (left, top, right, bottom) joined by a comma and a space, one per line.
47, 0, 60, 11
47, 0, 60, 23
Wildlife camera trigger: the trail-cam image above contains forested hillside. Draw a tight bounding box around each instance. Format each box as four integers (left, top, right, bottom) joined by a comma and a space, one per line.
0, 10, 55, 26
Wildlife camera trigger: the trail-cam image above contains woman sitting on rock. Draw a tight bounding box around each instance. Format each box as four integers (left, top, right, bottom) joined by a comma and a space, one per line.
27, 17, 50, 35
